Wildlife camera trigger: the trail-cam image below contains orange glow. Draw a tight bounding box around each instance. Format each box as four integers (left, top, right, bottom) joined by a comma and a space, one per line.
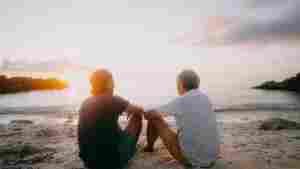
60, 71, 90, 89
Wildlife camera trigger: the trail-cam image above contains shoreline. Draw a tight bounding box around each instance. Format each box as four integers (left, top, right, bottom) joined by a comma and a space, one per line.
1, 109, 300, 125
1, 102, 300, 115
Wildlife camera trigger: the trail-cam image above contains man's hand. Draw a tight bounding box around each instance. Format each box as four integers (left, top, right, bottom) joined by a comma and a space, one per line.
160, 112, 169, 117
144, 110, 169, 120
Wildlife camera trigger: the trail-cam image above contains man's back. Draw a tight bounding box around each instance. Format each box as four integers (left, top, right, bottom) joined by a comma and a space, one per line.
158, 89, 219, 167
78, 95, 129, 169
179, 90, 219, 167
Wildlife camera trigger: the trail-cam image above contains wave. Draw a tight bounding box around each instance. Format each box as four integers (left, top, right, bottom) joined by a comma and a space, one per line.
0, 103, 299, 115
215, 103, 300, 112
0, 105, 78, 115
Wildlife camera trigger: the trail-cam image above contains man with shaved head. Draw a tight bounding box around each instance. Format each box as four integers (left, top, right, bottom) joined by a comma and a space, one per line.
78, 69, 144, 169
144, 70, 220, 169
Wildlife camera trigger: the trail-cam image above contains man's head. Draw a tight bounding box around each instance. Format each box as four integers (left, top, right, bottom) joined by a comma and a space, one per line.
177, 70, 200, 95
90, 69, 114, 95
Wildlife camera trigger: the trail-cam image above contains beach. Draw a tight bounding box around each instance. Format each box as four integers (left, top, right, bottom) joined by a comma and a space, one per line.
1, 0, 300, 168
0, 71, 299, 169
1, 110, 300, 169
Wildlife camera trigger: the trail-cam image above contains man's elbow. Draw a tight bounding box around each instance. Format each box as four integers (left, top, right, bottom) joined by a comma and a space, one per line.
127, 104, 144, 116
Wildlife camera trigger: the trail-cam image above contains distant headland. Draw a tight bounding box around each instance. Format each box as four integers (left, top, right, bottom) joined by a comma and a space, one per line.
0, 75, 69, 94
254, 73, 300, 93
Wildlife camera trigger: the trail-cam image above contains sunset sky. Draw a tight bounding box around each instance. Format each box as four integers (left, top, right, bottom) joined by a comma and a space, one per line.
0, 0, 300, 88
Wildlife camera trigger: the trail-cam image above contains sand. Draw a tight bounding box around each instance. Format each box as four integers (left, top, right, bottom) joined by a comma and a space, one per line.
0, 111, 300, 169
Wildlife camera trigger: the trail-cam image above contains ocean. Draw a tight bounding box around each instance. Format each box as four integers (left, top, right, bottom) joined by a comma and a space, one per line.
0, 70, 299, 114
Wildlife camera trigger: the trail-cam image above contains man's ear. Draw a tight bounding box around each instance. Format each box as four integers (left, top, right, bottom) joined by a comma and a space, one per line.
177, 81, 185, 95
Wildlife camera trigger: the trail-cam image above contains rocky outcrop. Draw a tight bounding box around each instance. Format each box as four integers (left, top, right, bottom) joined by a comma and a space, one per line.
0, 75, 68, 94
10, 120, 34, 125
254, 73, 300, 93
259, 118, 300, 130
0, 143, 56, 165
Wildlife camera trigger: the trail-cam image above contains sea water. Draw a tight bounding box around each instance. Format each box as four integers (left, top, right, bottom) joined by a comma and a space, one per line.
0, 69, 299, 114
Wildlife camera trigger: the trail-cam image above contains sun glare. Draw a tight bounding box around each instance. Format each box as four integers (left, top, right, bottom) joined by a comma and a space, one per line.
60, 71, 90, 90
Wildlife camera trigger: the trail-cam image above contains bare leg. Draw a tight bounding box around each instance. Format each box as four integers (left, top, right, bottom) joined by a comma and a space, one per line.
125, 113, 143, 139
144, 113, 189, 165
144, 119, 159, 152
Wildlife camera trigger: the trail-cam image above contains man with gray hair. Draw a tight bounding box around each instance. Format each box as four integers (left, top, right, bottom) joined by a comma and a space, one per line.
144, 70, 220, 169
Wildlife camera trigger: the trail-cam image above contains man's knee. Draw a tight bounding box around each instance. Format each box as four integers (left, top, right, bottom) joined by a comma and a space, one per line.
147, 112, 171, 132
145, 111, 163, 121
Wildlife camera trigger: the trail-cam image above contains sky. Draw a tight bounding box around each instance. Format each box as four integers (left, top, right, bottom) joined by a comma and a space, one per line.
0, 0, 299, 81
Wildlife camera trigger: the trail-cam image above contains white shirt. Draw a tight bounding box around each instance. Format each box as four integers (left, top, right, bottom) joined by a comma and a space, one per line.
156, 89, 219, 168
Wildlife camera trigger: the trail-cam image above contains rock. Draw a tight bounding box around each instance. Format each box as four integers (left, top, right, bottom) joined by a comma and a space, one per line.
0, 144, 40, 158
254, 72, 300, 93
0, 164, 32, 169
36, 127, 59, 137
16, 151, 56, 164
241, 117, 249, 121
292, 136, 300, 140
64, 113, 76, 124
271, 158, 300, 169
0, 131, 22, 137
287, 154, 300, 160
259, 118, 300, 130
0, 143, 56, 165
9, 120, 34, 125
66, 128, 76, 138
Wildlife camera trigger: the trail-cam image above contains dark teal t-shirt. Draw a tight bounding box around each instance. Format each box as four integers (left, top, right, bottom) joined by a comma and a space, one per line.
78, 95, 129, 169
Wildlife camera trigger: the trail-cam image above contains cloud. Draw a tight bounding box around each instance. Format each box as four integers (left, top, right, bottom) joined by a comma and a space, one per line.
173, 0, 300, 46
0, 57, 92, 73
224, 0, 300, 44
0, 56, 69, 72
0, 48, 89, 72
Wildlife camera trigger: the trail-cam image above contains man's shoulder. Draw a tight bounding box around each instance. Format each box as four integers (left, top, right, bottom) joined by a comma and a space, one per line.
198, 90, 210, 99
192, 90, 209, 98
183, 90, 211, 104
182, 89, 207, 98
112, 95, 129, 108
112, 95, 125, 101
80, 95, 104, 110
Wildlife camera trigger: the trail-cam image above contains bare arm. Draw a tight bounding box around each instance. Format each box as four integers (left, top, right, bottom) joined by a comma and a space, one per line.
145, 97, 182, 118
124, 104, 144, 118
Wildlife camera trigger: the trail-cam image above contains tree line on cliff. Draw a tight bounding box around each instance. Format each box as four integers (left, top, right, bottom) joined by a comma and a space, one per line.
0, 75, 69, 94
254, 73, 300, 93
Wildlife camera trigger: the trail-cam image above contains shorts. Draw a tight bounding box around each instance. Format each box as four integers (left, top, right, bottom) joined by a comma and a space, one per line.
118, 131, 139, 168
81, 131, 138, 169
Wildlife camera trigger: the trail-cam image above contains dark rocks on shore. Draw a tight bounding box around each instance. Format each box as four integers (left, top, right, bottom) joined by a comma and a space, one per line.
35, 127, 59, 137
0, 143, 56, 165
259, 118, 300, 130
0, 75, 68, 94
254, 73, 300, 92
9, 120, 34, 125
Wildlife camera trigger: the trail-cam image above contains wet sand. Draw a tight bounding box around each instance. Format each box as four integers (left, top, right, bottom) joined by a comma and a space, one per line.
0, 111, 300, 169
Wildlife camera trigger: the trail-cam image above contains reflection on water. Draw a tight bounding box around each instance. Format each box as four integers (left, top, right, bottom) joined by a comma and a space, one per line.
0, 86, 299, 113
0, 70, 299, 113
